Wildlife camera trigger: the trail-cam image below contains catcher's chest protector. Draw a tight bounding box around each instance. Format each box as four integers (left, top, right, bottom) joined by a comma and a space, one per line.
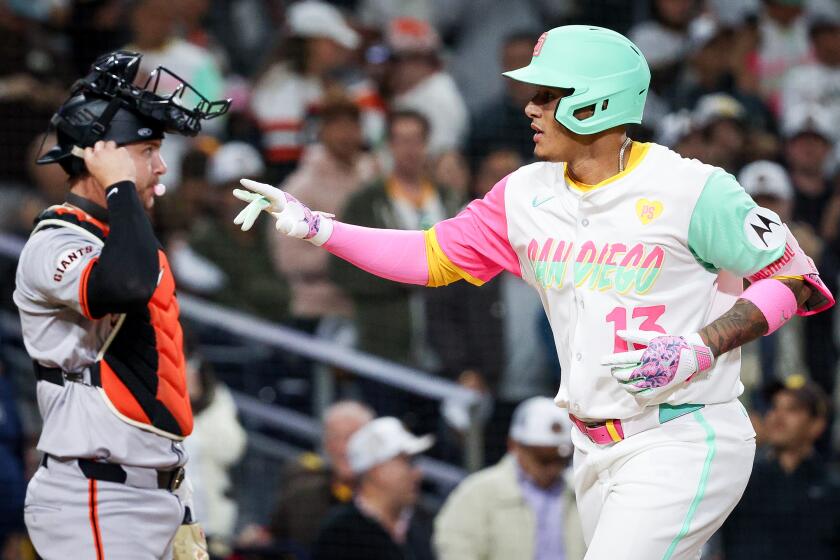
33, 208, 193, 440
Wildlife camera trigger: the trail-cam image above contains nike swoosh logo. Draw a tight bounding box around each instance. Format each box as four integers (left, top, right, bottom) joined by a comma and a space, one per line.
107, 188, 119, 198
532, 195, 555, 207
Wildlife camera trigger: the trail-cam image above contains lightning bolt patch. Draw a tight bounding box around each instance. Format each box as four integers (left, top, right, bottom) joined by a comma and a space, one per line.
750, 214, 780, 247
743, 207, 785, 251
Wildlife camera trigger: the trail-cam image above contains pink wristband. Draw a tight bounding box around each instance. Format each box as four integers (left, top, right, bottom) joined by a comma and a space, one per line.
740, 278, 797, 335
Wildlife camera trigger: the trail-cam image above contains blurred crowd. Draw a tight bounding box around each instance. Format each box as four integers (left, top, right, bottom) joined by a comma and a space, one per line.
1, 0, 840, 558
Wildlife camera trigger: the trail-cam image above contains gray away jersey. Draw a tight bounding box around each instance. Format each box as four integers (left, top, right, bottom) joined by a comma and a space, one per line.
14, 221, 186, 468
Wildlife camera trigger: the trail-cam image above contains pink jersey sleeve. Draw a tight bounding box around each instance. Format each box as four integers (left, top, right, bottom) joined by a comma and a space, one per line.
432, 175, 520, 283
323, 222, 429, 285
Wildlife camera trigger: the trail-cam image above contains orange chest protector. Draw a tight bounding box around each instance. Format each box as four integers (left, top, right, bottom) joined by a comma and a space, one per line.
35, 206, 193, 440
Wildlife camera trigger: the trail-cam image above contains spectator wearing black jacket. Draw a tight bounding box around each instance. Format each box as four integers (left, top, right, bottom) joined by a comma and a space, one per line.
312, 417, 435, 560
721, 376, 840, 559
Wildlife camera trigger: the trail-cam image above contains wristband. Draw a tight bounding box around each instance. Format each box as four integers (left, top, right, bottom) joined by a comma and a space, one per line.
740, 278, 797, 335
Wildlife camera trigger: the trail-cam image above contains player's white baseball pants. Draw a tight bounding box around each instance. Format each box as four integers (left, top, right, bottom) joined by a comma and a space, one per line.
25, 456, 184, 559
573, 399, 756, 560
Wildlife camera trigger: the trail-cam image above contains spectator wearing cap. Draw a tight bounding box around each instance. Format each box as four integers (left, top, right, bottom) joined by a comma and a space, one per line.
174, 141, 290, 321
250, 1, 383, 182
654, 110, 707, 161
311, 417, 436, 560
720, 375, 840, 559
781, 104, 837, 232
466, 31, 541, 169
269, 98, 379, 334
268, 401, 375, 551
780, 15, 840, 129
434, 397, 585, 560
692, 93, 750, 173
386, 17, 469, 155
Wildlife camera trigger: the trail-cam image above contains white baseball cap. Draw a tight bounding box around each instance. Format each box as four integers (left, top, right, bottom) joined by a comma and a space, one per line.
738, 160, 794, 202
509, 397, 573, 457
687, 15, 726, 54
347, 417, 434, 475
630, 24, 686, 69
287, 1, 360, 50
386, 17, 441, 55
781, 104, 834, 142
655, 110, 697, 148
208, 142, 265, 186
693, 93, 746, 128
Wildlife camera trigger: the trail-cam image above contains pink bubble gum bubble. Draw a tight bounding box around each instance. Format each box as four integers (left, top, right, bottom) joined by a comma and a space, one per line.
154, 184, 167, 197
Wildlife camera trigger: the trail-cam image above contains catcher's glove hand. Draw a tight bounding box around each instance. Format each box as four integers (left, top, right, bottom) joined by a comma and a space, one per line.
600, 330, 714, 403
232, 178, 334, 245
172, 523, 209, 560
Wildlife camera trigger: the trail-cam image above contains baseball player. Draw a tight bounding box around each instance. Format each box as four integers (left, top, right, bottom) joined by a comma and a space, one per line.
14, 51, 228, 559
233, 26, 835, 559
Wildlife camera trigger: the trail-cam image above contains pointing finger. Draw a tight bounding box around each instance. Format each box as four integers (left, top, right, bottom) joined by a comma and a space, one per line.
600, 349, 645, 367
616, 330, 661, 346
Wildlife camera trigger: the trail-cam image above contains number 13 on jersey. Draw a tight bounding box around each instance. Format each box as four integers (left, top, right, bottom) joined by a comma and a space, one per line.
605, 305, 666, 352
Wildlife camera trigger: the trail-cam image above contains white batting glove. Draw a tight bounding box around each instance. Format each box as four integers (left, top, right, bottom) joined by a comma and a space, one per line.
600, 330, 714, 403
232, 179, 334, 246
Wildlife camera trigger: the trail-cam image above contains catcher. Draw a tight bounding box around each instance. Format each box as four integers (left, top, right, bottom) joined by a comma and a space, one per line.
13, 51, 228, 559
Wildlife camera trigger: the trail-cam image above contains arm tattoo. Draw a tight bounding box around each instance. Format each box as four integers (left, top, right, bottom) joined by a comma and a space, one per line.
698, 278, 812, 358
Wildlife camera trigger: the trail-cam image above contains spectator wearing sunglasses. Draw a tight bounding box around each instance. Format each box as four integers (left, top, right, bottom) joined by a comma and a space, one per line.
434, 397, 586, 560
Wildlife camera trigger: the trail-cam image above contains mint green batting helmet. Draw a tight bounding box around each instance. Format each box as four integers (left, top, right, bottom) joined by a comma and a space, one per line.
503, 25, 651, 135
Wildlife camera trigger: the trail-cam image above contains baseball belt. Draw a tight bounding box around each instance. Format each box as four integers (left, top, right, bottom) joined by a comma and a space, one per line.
41, 454, 185, 492
34, 362, 91, 386
570, 403, 705, 445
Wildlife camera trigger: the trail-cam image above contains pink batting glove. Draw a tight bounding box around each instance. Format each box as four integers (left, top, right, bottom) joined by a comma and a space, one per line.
600, 330, 714, 402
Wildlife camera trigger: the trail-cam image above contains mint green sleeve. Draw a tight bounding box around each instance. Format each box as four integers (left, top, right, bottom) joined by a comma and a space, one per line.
687, 170, 785, 276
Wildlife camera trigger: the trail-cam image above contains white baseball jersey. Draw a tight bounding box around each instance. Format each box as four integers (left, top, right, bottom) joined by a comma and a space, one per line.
430, 142, 785, 421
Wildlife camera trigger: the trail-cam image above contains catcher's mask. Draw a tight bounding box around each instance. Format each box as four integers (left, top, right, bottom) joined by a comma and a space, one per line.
37, 50, 231, 176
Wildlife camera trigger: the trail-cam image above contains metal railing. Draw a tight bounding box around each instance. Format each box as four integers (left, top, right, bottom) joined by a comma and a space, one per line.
0, 231, 485, 470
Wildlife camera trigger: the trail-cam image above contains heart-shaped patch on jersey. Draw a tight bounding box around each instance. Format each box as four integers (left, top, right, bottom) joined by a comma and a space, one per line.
635, 199, 663, 224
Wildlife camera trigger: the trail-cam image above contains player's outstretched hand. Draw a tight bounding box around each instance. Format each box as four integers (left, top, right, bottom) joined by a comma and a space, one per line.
600, 330, 714, 402
233, 178, 334, 245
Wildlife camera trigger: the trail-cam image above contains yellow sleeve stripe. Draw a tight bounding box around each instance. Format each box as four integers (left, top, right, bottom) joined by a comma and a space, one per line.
424, 228, 485, 287
772, 275, 804, 281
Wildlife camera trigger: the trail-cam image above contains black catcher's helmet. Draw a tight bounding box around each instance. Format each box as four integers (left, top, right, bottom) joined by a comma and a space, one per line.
38, 50, 231, 176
